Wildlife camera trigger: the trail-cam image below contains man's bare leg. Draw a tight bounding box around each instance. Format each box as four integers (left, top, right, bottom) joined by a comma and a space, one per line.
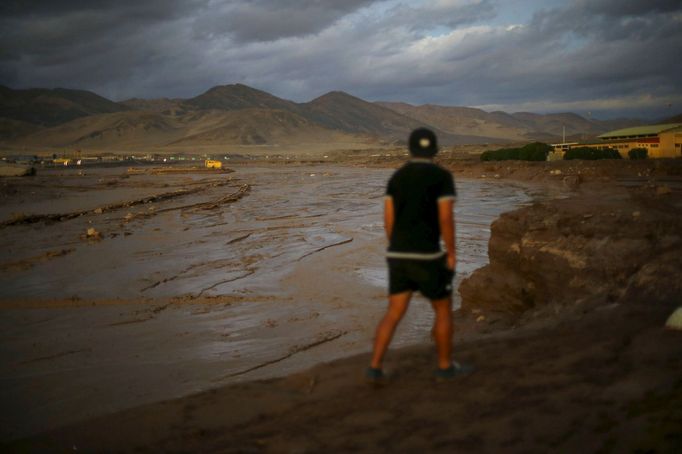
430, 296, 453, 369
370, 291, 412, 369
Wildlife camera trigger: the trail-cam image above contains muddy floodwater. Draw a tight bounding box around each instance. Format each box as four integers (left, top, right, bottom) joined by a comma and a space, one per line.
0, 164, 563, 439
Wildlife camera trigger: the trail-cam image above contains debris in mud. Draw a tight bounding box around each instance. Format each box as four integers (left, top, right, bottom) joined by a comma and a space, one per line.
0, 248, 74, 272
656, 185, 672, 196
666, 307, 682, 330
218, 330, 348, 380
9, 212, 26, 223
562, 174, 582, 190
0, 178, 241, 228
127, 167, 234, 175
297, 237, 353, 261
0, 164, 36, 177
85, 227, 102, 241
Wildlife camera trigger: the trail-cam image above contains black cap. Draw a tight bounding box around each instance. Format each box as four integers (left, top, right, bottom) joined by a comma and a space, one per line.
409, 127, 438, 157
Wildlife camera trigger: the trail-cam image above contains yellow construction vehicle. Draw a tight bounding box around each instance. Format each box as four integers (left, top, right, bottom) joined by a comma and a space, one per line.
205, 159, 223, 169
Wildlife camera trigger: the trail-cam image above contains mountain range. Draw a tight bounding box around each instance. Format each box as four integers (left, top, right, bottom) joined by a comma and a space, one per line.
0, 83, 663, 154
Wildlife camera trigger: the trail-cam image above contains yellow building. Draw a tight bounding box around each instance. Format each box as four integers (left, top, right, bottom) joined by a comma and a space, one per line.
554, 123, 682, 158
596, 123, 682, 158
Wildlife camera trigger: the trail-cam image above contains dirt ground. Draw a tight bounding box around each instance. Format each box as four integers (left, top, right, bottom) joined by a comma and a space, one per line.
2, 157, 682, 452
9, 297, 681, 453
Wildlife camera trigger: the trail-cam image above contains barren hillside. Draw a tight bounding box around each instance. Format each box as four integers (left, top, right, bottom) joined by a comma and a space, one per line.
0, 86, 128, 127
0, 84, 655, 154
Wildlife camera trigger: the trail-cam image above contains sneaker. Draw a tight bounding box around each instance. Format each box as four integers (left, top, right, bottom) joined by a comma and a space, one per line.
365, 367, 388, 386
434, 361, 474, 382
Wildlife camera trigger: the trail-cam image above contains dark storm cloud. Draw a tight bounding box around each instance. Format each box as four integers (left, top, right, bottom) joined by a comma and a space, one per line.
350, 0, 682, 116
510, 0, 682, 100
578, 0, 682, 16
0, 0, 681, 117
383, 0, 496, 32
0, 0, 213, 98
195, 0, 379, 43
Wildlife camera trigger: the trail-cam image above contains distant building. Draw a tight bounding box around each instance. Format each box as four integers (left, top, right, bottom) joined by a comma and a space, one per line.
552, 123, 682, 158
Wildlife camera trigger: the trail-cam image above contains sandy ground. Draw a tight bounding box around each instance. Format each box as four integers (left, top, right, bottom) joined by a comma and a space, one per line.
1, 158, 681, 452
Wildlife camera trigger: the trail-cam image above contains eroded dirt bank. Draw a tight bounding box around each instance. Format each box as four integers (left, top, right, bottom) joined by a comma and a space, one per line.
459, 181, 682, 325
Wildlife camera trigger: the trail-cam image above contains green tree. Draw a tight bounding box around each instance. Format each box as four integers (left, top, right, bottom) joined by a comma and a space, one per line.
628, 147, 648, 159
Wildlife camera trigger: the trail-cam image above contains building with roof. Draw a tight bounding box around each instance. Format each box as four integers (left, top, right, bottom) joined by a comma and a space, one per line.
552, 123, 682, 159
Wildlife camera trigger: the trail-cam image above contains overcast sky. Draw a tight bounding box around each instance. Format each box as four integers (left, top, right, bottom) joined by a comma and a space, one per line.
1, 0, 681, 118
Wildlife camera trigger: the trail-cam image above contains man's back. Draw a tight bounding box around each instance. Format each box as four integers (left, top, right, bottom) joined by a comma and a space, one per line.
386, 159, 456, 257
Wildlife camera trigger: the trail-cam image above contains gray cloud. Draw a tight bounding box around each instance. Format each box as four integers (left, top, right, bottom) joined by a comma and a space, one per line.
392, 0, 496, 32
194, 0, 379, 43
578, 0, 682, 16
0, 0, 681, 118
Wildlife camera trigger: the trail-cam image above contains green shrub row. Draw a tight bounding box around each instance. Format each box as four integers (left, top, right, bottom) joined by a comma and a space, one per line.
628, 147, 648, 159
563, 146, 622, 160
479, 142, 648, 161
480, 142, 552, 161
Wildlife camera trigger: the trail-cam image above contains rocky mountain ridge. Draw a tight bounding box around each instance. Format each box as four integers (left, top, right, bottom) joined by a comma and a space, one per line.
0, 84, 654, 152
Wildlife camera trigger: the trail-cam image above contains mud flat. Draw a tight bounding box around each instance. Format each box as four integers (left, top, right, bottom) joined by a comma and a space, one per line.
0, 163, 546, 441
2, 161, 682, 452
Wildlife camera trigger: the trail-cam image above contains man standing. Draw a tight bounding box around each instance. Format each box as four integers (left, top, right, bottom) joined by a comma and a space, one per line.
367, 127, 463, 383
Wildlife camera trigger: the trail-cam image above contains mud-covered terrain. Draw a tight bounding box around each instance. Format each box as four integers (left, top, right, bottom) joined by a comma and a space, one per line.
0, 163, 546, 440
2, 159, 682, 452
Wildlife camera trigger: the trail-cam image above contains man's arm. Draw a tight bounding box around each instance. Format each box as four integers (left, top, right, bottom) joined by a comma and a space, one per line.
384, 196, 395, 241
438, 199, 456, 270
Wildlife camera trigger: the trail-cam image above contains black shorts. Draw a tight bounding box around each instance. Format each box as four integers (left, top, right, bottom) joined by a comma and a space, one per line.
387, 256, 454, 300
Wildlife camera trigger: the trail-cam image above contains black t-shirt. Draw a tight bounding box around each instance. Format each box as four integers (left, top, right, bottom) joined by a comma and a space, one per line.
385, 159, 456, 258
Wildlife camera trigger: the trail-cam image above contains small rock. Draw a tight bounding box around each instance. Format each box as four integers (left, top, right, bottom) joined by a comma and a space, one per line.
563, 175, 582, 189
476, 315, 486, 323
665, 307, 682, 330
10, 212, 26, 223
86, 227, 101, 240
124, 212, 134, 221
93, 208, 103, 214
632, 211, 641, 218
656, 185, 672, 196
